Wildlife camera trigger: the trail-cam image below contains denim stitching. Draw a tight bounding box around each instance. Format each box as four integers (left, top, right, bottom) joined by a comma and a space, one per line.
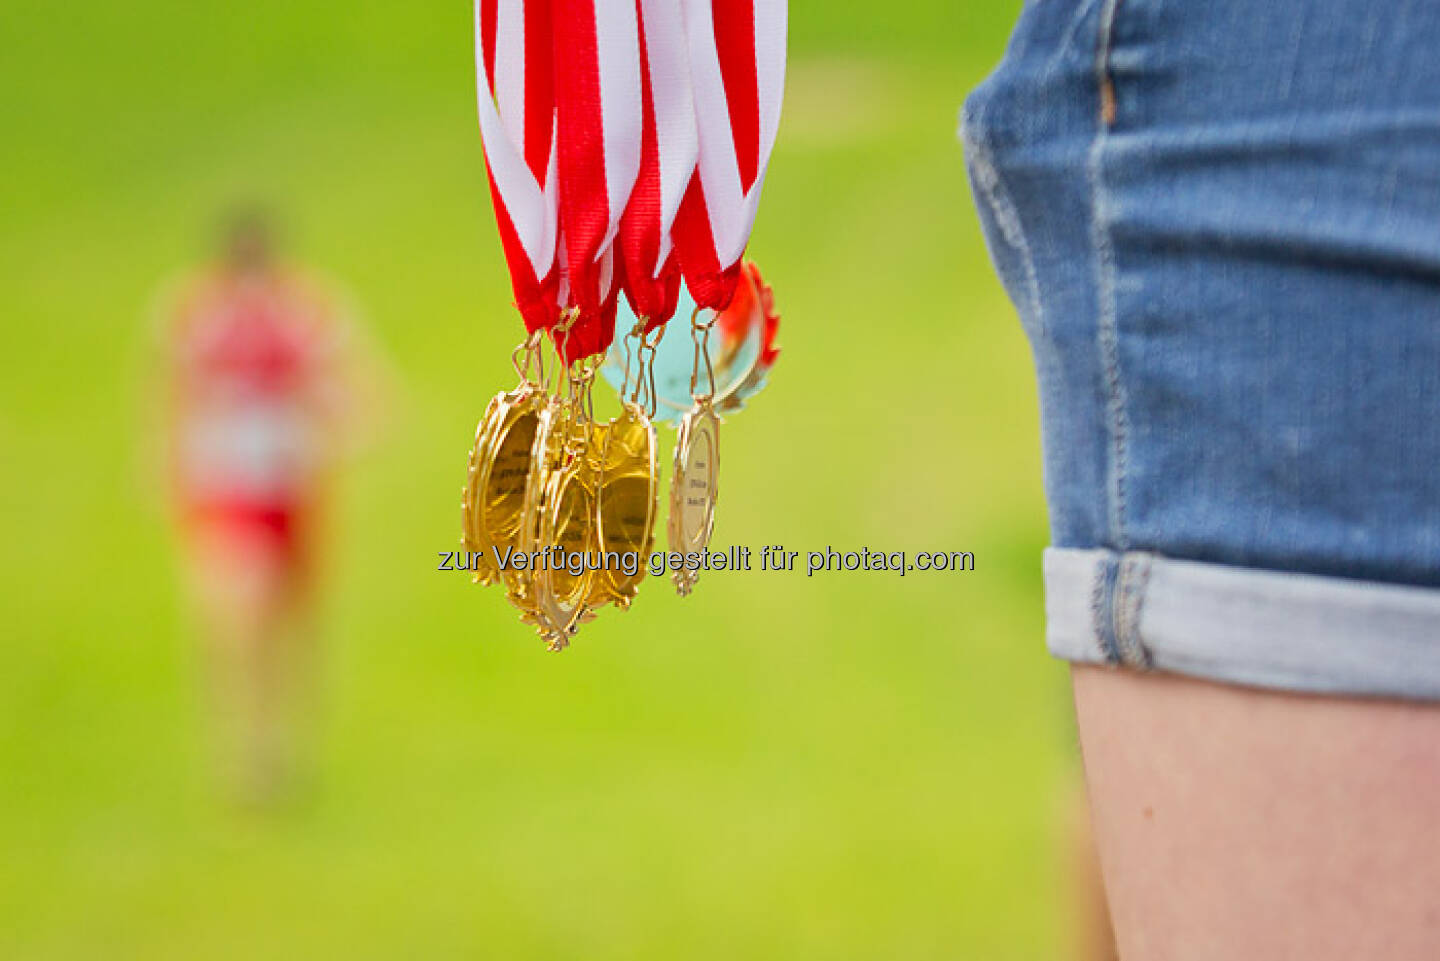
1130, 553, 1154, 665
959, 103, 1046, 336
1089, 553, 1122, 663
1115, 552, 1154, 668
1089, 0, 1131, 551
1042, 0, 1105, 77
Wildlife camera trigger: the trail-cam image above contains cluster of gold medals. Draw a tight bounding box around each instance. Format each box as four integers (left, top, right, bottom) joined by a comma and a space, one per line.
461, 308, 721, 651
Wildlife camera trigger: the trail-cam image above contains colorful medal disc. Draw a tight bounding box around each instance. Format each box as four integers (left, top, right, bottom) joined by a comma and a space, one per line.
601, 272, 769, 424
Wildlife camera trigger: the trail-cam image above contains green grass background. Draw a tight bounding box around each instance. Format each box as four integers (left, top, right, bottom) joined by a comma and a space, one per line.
0, 2, 1078, 957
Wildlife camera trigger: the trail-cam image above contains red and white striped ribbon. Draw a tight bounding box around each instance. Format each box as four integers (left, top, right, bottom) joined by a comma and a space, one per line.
672, 0, 788, 312
616, 0, 699, 332
476, 1, 785, 348
552, 0, 644, 361
475, 0, 561, 334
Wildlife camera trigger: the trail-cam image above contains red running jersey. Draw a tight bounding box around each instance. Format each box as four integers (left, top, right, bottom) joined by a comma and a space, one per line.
168, 270, 339, 511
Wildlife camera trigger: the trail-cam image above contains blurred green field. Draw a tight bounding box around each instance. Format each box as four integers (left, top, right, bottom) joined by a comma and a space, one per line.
0, 2, 1078, 958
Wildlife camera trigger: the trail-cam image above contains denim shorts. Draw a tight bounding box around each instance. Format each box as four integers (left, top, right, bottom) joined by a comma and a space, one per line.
961, 0, 1440, 700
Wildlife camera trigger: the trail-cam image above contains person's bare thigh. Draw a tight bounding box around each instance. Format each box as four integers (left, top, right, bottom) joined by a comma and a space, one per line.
1072, 665, 1440, 961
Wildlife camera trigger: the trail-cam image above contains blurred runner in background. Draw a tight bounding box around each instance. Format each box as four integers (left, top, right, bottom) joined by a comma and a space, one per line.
156, 208, 373, 805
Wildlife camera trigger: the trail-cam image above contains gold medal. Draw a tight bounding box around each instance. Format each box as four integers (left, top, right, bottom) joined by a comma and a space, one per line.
511, 394, 567, 646
668, 398, 719, 596
592, 401, 659, 609
465, 391, 544, 589
530, 412, 600, 649
511, 341, 609, 650
461, 393, 504, 584
462, 333, 546, 587
667, 308, 722, 596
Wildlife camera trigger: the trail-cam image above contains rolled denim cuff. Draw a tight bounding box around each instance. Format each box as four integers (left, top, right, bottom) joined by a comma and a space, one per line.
1045, 547, 1440, 701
